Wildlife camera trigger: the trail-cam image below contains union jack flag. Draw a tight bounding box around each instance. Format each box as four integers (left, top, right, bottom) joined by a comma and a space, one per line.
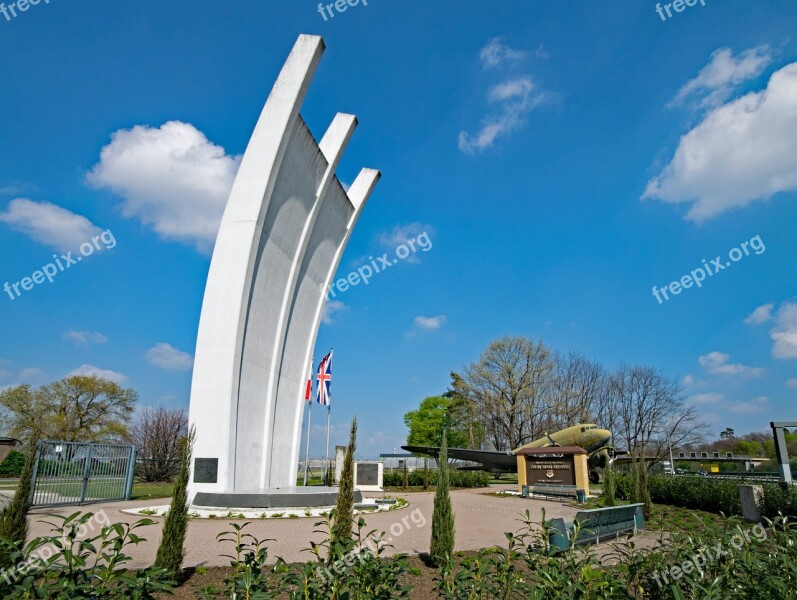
316, 350, 333, 407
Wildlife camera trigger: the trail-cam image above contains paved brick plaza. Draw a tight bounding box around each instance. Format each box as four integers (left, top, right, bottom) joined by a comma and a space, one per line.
26, 486, 661, 569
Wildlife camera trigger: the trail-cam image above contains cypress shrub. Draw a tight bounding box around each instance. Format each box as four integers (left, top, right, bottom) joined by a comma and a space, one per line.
332, 417, 357, 547
154, 427, 194, 581
602, 467, 616, 507
423, 458, 430, 491
0, 434, 39, 569
429, 431, 455, 567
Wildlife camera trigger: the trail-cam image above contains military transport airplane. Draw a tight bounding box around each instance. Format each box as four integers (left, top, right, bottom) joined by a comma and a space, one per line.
402, 424, 621, 483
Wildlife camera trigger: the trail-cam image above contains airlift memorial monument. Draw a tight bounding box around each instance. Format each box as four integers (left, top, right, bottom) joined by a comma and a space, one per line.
186, 35, 378, 508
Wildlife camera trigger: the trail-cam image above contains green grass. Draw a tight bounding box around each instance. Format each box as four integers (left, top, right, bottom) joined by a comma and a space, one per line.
296, 476, 325, 486
0, 478, 174, 501
131, 481, 174, 500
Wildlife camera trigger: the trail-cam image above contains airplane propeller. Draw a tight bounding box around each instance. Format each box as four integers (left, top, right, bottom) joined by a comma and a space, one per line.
545, 433, 561, 447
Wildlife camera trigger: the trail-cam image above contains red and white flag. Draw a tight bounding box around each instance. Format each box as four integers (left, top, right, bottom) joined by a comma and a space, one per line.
304, 362, 313, 402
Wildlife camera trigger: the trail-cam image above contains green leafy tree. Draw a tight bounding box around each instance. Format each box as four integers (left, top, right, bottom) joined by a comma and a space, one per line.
445, 377, 485, 449
332, 417, 357, 546
0, 376, 136, 444
404, 396, 470, 448
429, 431, 455, 567
154, 427, 194, 581
0, 431, 39, 569
734, 440, 763, 457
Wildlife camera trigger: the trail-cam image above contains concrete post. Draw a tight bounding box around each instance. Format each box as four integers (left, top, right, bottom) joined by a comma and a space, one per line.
739, 485, 764, 522
334, 445, 346, 484
772, 423, 793, 484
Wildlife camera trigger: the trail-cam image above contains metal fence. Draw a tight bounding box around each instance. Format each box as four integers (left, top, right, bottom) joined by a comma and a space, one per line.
30, 441, 137, 507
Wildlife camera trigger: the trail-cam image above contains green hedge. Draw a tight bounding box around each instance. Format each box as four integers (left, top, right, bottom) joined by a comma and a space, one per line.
0, 450, 25, 478
759, 483, 797, 518
616, 473, 797, 518
616, 474, 742, 515
383, 469, 489, 488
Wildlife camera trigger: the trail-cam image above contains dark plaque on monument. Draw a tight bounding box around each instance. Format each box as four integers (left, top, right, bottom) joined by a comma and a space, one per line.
194, 458, 219, 484
525, 457, 576, 486
357, 463, 379, 486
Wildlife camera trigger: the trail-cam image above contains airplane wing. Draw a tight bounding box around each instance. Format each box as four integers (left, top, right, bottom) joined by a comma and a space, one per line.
402, 445, 517, 471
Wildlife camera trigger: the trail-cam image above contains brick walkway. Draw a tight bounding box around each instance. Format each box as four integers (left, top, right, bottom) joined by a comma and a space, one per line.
25, 486, 659, 569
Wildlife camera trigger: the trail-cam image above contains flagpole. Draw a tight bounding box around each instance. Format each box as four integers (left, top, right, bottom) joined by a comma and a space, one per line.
325, 347, 334, 485
303, 402, 312, 486
303, 357, 314, 487
325, 406, 331, 484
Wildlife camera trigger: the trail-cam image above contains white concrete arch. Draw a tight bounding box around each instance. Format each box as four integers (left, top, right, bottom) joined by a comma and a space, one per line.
188, 35, 379, 499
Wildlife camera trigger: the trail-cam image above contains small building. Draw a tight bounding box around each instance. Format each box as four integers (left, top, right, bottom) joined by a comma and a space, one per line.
515, 446, 590, 496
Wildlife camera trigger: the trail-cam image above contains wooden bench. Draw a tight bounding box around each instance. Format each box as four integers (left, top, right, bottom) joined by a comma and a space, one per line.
547, 503, 645, 550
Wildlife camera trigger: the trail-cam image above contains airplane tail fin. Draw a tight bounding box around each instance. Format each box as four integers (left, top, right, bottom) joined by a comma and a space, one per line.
480, 440, 497, 452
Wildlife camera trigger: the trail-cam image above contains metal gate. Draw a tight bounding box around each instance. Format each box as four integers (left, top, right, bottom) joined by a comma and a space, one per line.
30, 441, 137, 507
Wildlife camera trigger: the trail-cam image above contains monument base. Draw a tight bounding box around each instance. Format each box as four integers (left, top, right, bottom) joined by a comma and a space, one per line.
192, 486, 362, 509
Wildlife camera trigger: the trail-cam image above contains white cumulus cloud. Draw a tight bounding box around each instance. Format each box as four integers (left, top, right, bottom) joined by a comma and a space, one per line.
413, 315, 446, 331
771, 302, 797, 359
688, 392, 724, 404
87, 121, 240, 254
479, 37, 527, 69
729, 396, 769, 415
145, 343, 194, 371
377, 223, 434, 263
19, 367, 46, 382
63, 330, 107, 347
745, 303, 775, 325
698, 351, 764, 378
0, 199, 102, 252
322, 301, 348, 325
644, 62, 797, 222
459, 76, 547, 154
671, 45, 773, 108
785, 378, 797, 389
69, 364, 127, 384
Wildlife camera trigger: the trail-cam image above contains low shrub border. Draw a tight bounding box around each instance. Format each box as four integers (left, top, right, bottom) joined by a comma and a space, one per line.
616, 473, 797, 518
383, 469, 489, 488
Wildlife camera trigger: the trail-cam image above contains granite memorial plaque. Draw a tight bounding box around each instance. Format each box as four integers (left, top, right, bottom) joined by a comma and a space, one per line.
357, 462, 379, 486
194, 458, 219, 484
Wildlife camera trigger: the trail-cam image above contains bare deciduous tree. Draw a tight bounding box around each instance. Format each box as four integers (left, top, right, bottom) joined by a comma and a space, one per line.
129, 406, 188, 482
452, 336, 555, 450
449, 337, 709, 462
546, 352, 605, 431
608, 364, 706, 461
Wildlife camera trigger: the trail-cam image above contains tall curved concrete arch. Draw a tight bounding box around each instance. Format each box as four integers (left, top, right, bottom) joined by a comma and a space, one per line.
187, 35, 379, 500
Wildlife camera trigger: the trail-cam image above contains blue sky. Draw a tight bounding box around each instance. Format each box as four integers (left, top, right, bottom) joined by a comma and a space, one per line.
1, 1, 796, 456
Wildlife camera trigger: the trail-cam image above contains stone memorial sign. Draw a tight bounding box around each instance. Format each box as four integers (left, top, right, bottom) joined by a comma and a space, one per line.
194, 458, 219, 484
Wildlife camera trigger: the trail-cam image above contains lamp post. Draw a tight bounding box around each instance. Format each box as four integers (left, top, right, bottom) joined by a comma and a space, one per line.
661, 416, 682, 477
667, 428, 675, 476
